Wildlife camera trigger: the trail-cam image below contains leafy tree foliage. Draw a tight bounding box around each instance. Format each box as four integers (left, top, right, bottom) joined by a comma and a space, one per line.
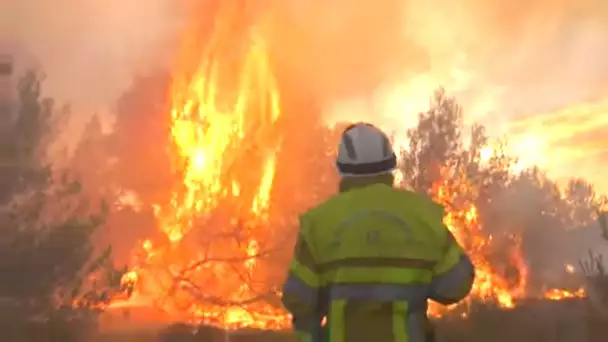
0, 70, 128, 341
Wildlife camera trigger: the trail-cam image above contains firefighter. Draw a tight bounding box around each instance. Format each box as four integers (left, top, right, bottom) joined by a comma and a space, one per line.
281, 122, 475, 342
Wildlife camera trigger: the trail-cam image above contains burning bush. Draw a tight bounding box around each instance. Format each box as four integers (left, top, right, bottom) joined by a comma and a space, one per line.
398, 89, 605, 316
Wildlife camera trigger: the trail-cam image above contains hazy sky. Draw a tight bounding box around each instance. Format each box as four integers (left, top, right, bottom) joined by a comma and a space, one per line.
3, 0, 608, 192
3, 0, 184, 108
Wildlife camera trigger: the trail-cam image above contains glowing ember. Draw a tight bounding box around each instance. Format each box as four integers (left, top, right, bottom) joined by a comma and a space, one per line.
543, 288, 586, 301
565, 264, 576, 274
427, 177, 528, 317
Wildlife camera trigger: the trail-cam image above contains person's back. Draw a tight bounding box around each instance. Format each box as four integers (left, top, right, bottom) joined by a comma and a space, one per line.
281, 123, 475, 342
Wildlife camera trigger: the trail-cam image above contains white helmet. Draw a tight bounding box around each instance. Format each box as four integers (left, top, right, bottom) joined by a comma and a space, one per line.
336, 122, 396, 177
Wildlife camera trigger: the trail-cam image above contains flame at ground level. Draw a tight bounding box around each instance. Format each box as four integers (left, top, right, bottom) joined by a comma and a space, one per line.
426, 180, 587, 318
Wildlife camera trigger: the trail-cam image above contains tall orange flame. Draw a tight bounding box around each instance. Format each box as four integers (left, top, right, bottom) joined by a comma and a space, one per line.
116, 4, 290, 328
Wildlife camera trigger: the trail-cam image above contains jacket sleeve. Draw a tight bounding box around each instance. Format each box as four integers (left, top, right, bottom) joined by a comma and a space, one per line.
281, 216, 323, 341
429, 228, 475, 305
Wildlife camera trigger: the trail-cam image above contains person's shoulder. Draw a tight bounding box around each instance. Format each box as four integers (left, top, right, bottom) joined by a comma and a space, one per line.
299, 189, 363, 229
301, 192, 343, 219
388, 185, 428, 200
390, 186, 444, 214
298, 195, 342, 240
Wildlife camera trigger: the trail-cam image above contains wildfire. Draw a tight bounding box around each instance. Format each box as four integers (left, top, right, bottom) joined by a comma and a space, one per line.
114, 4, 289, 330
108, 1, 595, 332
427, 176, 528, 318
544, 288, 586, 301
426, 167, 588, 318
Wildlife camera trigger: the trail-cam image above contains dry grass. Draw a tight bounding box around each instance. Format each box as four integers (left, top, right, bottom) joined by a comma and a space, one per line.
436, 299, 602, 342
97, 299, 608, 342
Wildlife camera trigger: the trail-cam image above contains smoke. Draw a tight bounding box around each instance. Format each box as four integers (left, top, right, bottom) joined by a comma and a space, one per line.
3, 0, 607, 189
265, 0, 608, 118
4, 0, 608, 123
5, 0, 607, 126
3, 0, 184, 111
262, 0, 608, 192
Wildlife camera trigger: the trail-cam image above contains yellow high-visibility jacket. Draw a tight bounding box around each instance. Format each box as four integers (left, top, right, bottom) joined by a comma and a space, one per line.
281, 183, 475, 342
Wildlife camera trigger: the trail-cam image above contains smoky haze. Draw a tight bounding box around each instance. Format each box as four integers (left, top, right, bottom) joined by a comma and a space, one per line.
2, 0, 184, 110
266, 0, 608, 192
4, 0, 608, 118
2, 0, 608, 190
268, 0, 608, 118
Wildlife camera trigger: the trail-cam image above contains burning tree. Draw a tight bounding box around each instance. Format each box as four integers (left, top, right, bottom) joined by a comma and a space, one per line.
97, 3, 343, 329
104, 5, 295, 328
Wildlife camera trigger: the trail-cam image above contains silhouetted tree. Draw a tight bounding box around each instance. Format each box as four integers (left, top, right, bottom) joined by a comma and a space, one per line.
0, 70, 128, 341
399, 88, 605, 293
401, 88, 464, 194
